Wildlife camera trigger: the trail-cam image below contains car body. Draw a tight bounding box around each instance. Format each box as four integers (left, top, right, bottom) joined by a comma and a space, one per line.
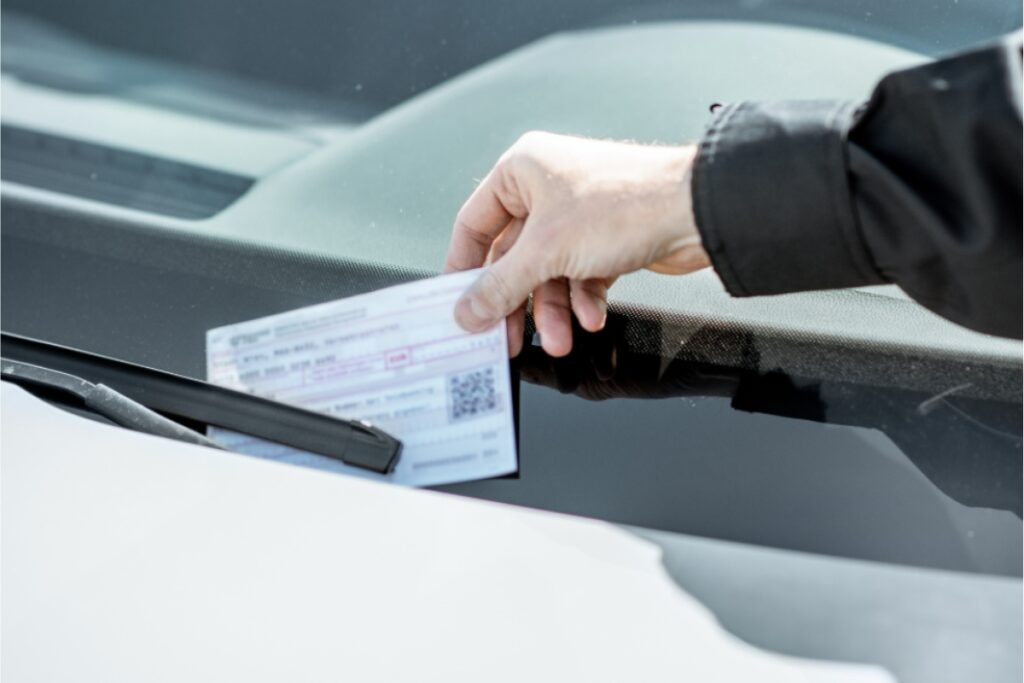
2, 2, 1022, 681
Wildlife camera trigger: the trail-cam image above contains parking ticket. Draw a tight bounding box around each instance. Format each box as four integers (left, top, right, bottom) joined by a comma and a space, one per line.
205, 270, 518, 487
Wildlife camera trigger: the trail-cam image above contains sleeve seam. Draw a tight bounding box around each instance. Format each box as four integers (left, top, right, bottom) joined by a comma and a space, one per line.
826, 101, 886, 285
694, 102, 753, 297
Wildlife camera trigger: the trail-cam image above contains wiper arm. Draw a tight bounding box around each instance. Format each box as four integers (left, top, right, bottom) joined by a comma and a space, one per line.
2, 358, 227, 450
1, 333, 403, 474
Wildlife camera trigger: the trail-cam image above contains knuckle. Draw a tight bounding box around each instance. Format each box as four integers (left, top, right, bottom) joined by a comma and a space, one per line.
581, 278, 607, 297
453, 214, 490, 248
510, 131, 548, 167
481, 267, 515, 309
515, 130, 545, 149
531, 225, 570, 276
492, 160, 520, 206
560, 250, 589, 282
542, 287, 572, 313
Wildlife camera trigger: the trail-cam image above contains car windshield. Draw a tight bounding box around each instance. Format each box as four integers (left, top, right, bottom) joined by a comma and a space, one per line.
2, 1, 1019, 120
2, 1, 1022, 577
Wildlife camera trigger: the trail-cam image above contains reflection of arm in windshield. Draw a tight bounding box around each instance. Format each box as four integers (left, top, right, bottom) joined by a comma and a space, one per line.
446, 32, 1023, 352
515, 314, 1022, 517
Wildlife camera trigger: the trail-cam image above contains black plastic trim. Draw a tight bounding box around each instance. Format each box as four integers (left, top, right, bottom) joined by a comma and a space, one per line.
1, 125, 253, 219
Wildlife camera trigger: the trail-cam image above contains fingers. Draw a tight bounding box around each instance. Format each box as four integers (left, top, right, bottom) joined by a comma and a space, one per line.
489, 218, 528, 357
507, 302, 527, 357
454, 240, 541, 332
444, 164, 520, 273
487, 217, 525, 265
569, 278, 609, 332
532, 277, 573, 357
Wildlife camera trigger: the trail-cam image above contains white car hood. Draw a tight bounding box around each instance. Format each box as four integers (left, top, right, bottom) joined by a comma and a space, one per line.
1, 384, 892, 682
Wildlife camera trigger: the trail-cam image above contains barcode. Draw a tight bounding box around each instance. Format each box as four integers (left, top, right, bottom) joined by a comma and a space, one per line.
448, 367, 498, 422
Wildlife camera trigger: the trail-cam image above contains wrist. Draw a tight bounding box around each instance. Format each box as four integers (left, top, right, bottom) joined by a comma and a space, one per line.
648, 144, 710, 274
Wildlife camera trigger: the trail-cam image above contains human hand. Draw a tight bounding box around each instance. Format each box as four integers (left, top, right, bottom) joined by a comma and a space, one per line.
443, 131, 709, 357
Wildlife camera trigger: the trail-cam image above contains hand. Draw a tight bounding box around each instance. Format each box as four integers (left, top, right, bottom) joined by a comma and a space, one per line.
443, 131, 710, 357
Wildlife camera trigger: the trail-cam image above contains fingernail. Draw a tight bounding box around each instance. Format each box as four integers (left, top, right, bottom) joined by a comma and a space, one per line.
454, 295, 491, 331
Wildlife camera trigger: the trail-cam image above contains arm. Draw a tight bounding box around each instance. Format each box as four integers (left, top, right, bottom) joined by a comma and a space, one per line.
445, 33, 1023, 355
695, 33, 1022, 337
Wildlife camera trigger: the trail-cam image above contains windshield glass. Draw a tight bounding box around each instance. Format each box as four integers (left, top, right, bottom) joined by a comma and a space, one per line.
3, 1, 1020, 120
2, 1, 1022, 577
5, 2, 1020, 352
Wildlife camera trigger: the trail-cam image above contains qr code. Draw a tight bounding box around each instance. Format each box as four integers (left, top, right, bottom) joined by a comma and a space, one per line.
448, 367, 498, 422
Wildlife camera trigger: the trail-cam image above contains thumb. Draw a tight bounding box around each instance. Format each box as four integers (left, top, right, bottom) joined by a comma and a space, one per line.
454, 242, 541, 332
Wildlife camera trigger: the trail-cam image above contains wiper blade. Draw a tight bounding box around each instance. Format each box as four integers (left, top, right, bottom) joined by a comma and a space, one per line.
0, 333, 403, 474
2, 358, 227, 450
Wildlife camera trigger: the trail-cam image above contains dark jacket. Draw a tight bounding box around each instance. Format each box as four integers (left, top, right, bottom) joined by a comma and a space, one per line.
692, 33, 1023, 339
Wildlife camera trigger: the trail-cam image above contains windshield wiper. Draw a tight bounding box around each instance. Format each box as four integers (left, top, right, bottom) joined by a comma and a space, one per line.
1, 333, 402, 474
2, 358, 228, 450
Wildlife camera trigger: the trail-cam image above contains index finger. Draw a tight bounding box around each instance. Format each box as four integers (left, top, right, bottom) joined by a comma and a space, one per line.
443, 166, 515, 273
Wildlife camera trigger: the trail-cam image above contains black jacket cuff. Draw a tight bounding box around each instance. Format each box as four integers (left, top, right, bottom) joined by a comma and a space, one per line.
692, 100, 886, 297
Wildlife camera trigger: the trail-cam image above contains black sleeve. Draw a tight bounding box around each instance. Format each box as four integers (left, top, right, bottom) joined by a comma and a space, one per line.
691, 33, 1023, 339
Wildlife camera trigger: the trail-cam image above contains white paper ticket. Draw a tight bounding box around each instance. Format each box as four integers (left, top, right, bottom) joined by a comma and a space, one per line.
206, 270, 517, 487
